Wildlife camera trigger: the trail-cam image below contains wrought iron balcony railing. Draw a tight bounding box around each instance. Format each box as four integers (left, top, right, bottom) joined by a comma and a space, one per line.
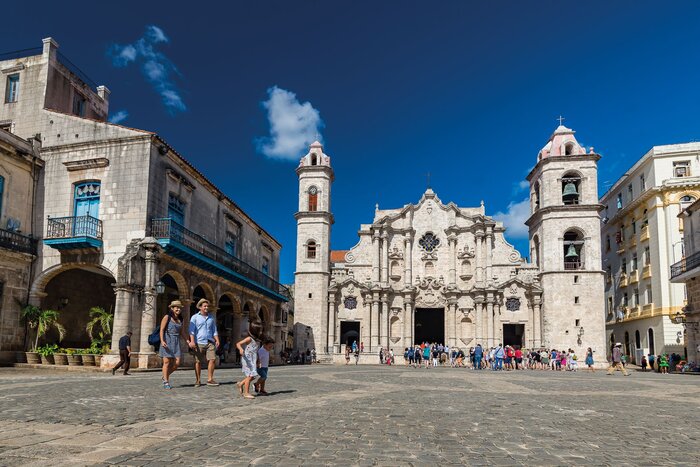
0, 228, 37, 255
671, 250, 700, 280
46, 215, 103, 240
151, 218, 290, 300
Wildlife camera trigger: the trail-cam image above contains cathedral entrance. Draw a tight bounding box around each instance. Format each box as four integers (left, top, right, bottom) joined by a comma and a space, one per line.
340, 321, 360, 348
503, 324, 525, 348
414, 308, 444, 344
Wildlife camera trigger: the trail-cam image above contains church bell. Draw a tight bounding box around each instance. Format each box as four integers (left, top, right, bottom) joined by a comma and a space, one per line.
562, 182, 579, 198
565, 244, 579, 258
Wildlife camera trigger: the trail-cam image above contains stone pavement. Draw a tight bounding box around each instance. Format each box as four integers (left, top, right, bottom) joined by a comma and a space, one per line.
0, 364, 698, 466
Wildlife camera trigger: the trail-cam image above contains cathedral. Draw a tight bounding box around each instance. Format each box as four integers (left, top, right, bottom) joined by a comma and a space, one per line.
294, 125, 606, 363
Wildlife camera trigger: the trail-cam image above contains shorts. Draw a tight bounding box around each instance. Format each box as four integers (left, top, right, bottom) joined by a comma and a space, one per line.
193, 342, 217, 363
257, 367, 269, 379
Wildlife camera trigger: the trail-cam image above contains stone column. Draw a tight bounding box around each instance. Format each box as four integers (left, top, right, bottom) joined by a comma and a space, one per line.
111, 285, 134, 352
327, 294, 336, 354
486, 299, 494, 347
403, 299, 413, 348
474, 234, 483, 284
370, 298, 380, 351
494, 302, 501, 345
138, 239, 159, 368
380, 295, 389, 349
372, 232, 380, 283
381, 232, 389, 285
528, 300, 536, 348
448, 236, 457, 286
475, 301, 483, 343
534, 298, 542, 347
485, 233, 493, 284
453, 304, 458, 347
446, 302, 457, 347
404, 237, 412, 288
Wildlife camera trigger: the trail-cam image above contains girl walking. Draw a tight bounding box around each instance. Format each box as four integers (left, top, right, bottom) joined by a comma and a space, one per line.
159, 300, 188, 389
235, 320, 264, 399
585, 347, 595, 372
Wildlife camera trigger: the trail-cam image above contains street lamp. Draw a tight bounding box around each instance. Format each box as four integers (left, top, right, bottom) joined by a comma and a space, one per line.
155, 280, 166, 295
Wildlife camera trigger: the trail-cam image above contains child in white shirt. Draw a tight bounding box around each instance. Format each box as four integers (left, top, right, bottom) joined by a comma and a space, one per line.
254, 337, 275, 395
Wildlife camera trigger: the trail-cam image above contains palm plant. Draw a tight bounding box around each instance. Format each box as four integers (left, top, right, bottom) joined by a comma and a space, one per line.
21, 305, 66, 351
86, 306, 113, 351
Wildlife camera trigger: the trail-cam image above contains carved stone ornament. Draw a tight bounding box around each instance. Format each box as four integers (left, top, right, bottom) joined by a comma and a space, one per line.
388, 246, 404, 260
421, 250, 438, 261
460, 307, 472, 317
509, 286, 518, 295
345, 252, 356, 263
348, 284, 355, 294
505, 297, 520, 312
391, 307, 402, 316
416, 275, 445, 290
344, 296, 358, 310
457, 245, 475, 259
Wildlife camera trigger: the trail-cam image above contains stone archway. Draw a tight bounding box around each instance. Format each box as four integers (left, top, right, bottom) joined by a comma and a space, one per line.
33, 265, 117, 349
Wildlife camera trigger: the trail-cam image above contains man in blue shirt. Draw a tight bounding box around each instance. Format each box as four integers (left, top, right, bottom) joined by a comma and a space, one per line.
474, 344, 483, 370
112, 331, 132, 375
188, 299, 220, 386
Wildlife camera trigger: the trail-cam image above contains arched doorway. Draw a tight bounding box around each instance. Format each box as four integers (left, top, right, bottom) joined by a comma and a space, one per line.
648, 328, 655, 354
156, 273, 184, 323
190, 284, 212, 317
217, 294, 235, 362
624, 331, 630, 358
40, 266, 116, 348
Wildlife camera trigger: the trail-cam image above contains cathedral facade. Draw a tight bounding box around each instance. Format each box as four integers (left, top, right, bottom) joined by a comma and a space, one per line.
294, 126, 606, 362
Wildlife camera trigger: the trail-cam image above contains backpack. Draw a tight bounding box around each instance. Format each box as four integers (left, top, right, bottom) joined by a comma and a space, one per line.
148, 315, 171, 350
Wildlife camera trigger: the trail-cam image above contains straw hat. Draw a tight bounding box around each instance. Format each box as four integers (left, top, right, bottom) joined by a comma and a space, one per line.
169, 300, 183, 308
196, 298, 210, 308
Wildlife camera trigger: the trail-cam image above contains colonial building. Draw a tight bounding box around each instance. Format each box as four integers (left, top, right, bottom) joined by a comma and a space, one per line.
294, 125, 607, 363
1, 38, 289, 366
600, 143, 699, 362
0, 129, 42, 362
670, 197, 700, 364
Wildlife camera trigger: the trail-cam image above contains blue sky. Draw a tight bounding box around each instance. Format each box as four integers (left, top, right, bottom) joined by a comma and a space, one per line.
4, 1, 700, 284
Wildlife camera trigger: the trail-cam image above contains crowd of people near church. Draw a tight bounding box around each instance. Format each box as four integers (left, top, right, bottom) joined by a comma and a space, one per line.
394, 343, 593, 371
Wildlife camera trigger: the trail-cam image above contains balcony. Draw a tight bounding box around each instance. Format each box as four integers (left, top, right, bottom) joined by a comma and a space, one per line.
670, 250, 700, 282
616, 243, 625, 255
640, 225, 650, 242
44, 215, 103, 249
619, 273, 628, 287
0, 228, 37, 255
628, 236, 637, 248
151, 218, 290, 302
629, 305, 640, 316
642, 303, 654, 317
642, 264, 652, 279
564, 261, 584, 271
629, 270, 639, 284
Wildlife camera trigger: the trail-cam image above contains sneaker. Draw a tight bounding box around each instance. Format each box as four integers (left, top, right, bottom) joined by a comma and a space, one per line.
163, 382, 172, 389
206, 381, 220, 386
194, 382, 201, 387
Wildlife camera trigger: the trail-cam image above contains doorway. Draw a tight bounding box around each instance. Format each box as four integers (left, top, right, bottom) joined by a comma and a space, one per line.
340, 321, 360, 348
503, 324, 525, 348
414, 308, 444, 344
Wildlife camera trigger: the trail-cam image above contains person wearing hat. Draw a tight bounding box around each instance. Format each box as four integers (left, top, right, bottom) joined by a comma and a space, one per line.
606, 343, 629, 376
159, 300, 188, 389
112, 331, 133, 375
188, 298, 220, 386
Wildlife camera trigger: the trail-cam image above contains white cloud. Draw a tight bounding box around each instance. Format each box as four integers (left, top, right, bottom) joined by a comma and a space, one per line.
493, 198, 530, 239
108, 110, 129, 124
257, 86, 324, 161
109, 25, 185, 114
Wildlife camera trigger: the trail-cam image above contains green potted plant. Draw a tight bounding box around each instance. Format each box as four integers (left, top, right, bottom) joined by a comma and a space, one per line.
21, 305, 65, 364
85, 306, 113, 368
36, 344, 58, 364
66, 348, 81, 366
54, 348, 69, 365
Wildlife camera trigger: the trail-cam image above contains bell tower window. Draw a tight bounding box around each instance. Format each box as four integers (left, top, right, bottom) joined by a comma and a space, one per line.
306, 241, 317, 259
308, 186, 318, 211
562, 173, 581, 205
310, 153, 318, 166
563, 230, 584, 270
564, 143, 574, 155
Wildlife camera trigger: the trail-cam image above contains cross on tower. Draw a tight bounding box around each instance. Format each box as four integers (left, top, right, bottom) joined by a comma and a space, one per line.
557, 115, 565, 126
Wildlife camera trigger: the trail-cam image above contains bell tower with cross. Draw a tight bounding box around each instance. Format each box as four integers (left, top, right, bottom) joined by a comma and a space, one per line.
524, 120, 606, 360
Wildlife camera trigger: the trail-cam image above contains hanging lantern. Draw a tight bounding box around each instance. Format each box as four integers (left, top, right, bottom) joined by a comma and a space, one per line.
562, 182, 579, 198
565, 244, 579, 257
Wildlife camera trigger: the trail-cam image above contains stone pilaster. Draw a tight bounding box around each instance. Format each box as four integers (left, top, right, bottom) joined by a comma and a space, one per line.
381, 232, 389, 285
110, 285, 134, 352
370, 297, 380, 351
448, 235, 457, 286
485, 232, 493, 284
137, 239, 160, 368
372, 232, 380, 283
327, 294, 336, 353
404, 236, 413, 288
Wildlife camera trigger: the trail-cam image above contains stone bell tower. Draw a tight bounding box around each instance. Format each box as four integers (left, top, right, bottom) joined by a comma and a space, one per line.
525, 124, 606, 357
294, 141, 334, 354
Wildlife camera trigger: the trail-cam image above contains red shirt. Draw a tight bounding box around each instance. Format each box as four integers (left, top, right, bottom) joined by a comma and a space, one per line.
515, 349, 523, 358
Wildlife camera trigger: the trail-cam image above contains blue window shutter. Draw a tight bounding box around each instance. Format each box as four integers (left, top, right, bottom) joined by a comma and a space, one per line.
0, 176, 4, 218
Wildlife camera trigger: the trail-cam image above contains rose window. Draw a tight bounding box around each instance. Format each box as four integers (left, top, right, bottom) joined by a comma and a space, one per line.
419, 232, 440, 252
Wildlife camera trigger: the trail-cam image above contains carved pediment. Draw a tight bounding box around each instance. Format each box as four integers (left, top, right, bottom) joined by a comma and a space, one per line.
388, 246, 403, 260
457, 245, 475, 259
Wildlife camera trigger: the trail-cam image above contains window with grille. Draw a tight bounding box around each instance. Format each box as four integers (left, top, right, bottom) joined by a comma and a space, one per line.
72, 93, 86, 117
674, 161, 690, 178
307, 241, 317, 259
168, 194, 185, 225
419, 232, 440, 252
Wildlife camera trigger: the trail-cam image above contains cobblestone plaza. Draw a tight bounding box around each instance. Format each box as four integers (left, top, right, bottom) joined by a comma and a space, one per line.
0, 365, 698, 466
